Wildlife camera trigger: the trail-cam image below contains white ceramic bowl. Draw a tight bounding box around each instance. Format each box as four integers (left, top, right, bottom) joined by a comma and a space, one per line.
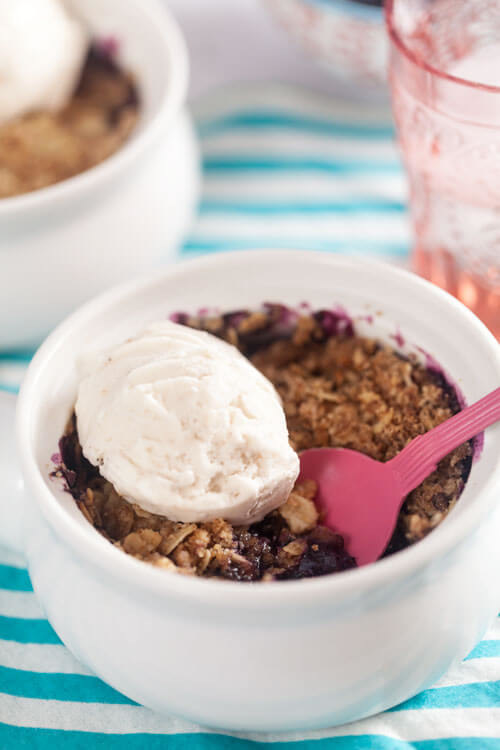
264, 0, 387, 97
1, 250, 500, 731
0, 0, 200, 350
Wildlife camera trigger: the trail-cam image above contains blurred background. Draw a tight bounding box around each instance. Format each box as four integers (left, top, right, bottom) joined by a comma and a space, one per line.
167, 0, 384, 100
170, 0, 499, 338
0, 0, 498, 386
168, 0, 406, 265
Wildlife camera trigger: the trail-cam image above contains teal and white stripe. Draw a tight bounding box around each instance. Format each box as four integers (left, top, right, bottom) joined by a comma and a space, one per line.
3, 86, 498, 746
185, 87, 408, 259
0, 354, 31, 396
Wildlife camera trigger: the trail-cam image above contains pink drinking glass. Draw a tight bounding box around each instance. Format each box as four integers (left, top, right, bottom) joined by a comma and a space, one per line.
385, 0, 500, 339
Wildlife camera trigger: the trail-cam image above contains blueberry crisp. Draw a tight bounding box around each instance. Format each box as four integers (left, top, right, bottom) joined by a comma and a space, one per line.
0, 45, 139, 198
53, 305, 472, 582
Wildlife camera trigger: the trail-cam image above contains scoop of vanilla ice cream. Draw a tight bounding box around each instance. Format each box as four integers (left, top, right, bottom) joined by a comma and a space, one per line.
75, 321, 300, 524
0, 0, 89, 126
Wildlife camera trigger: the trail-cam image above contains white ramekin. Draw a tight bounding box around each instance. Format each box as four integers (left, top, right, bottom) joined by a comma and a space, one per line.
1, 250, 500, 731
0, 0, 200, 350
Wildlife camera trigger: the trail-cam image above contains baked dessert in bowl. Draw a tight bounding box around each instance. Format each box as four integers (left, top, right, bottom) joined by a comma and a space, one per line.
2, 251, 500, 730
0, 0, 199, 349
52, 306, 473, 581
0, 0, 140, 199
0, 42, 139, 199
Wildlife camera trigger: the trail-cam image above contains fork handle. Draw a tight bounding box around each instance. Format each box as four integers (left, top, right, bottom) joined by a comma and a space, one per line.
388, 386, 500, 496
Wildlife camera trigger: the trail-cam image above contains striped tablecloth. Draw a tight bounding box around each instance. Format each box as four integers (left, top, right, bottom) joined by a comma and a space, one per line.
1, 86, 500, 748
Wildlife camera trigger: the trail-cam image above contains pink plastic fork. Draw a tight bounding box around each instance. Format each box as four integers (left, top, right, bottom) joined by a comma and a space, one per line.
299, 387, 500, 566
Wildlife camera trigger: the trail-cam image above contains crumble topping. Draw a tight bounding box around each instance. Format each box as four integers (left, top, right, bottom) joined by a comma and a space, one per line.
55, 432, 355, 582
54, 306, 472, 581
0, 46, 139, 199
